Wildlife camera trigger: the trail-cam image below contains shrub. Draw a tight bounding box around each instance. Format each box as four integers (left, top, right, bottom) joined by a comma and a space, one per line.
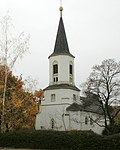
0, 129, 120, 150
103, 124, 120, 135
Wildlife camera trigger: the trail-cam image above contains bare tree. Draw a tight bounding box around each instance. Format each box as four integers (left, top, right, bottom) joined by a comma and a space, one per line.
0, 13, 30, 132
23, 76, 40, 93
82, 59, 120, 130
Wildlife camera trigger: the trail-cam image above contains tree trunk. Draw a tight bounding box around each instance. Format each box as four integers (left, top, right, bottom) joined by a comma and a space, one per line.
1, 65, 8, 133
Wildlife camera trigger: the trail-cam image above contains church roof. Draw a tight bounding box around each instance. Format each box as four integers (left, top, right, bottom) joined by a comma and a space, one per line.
44, 84, 80, 92
49, 15, 74, 58
66, 103, 82, 111
66, 102, 104, 115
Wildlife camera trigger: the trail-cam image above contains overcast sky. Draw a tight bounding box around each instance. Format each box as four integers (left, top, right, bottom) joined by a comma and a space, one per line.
0, 0, 120, 89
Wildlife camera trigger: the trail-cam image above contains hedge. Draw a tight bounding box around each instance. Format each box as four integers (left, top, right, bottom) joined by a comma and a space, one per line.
0, 129, 120, 150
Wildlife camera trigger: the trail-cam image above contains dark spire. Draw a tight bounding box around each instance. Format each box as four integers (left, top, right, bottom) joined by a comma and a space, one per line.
54, 16, 69, 53
49, 7, 74, 58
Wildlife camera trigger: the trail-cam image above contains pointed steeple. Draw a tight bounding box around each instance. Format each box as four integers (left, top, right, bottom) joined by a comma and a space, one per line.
54, 16, 69, 53
49, 6, 74, 58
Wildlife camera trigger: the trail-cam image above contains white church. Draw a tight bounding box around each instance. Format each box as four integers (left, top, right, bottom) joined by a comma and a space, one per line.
35, 6, 105, 135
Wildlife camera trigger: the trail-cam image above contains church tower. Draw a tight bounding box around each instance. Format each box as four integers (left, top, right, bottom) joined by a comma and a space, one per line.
35, 6, 80, 130
49, 7, 75, 86
44, 6, 80, 105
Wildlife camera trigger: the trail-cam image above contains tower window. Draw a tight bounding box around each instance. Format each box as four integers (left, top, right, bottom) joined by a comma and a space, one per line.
53, 64, 58, 74
56, 77, 58, 82
53, 62, 58, 83
69, 63, 73, 84
51, 94, 56, 102
53, 77, 58, 83
69, 64, 73, 74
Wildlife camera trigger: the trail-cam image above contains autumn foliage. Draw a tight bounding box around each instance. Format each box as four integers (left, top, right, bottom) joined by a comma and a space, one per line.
33, 89, 44, 112
113, 106, 120, 125
0, 65, 38, 132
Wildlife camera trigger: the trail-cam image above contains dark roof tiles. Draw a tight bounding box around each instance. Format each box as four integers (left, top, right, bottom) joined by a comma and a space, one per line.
66, 102, 104, 115
54, 17, 69, 53
49, 17, 74, 58
44, 84, 80, 91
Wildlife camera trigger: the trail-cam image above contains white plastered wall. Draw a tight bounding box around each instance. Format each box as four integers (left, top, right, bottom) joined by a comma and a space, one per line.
49, 55, 74, 85
43, 88, 80, 104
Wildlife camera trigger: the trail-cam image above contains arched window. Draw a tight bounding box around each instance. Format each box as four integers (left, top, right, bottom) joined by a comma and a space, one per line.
85, 116, 88, 124
53, 64, 58, 74
69, 64, 73, 75
53, 61, 58, 83
90, 117, 93, 125
51, 118, 55, 129
69, 62, 73, 83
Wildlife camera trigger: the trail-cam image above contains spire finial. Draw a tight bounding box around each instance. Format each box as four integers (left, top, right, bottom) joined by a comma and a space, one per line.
59, 0, 63, 17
